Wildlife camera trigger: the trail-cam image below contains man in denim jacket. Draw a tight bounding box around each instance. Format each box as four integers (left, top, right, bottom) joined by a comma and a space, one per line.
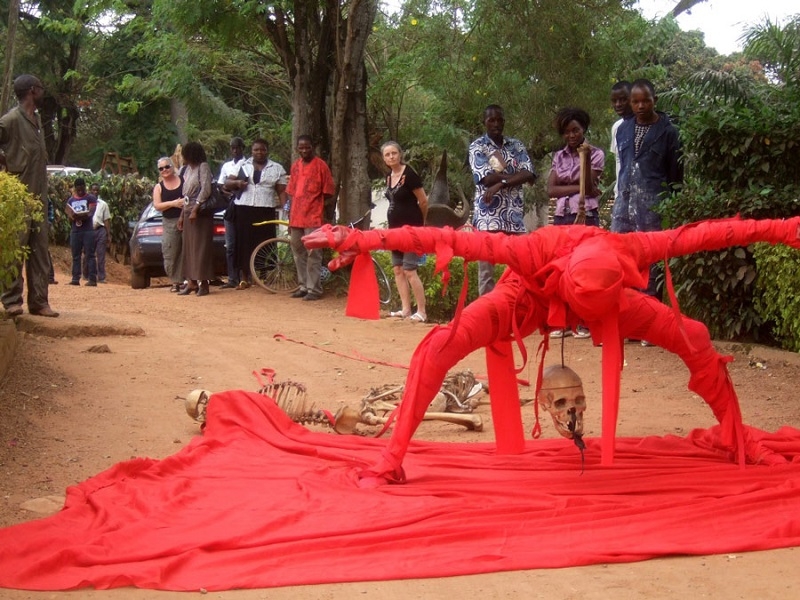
612, 78, 683, 300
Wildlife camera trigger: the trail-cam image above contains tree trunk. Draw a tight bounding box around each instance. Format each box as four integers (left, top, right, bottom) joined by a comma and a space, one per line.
171, 99, 189, 144
1, 0, 20, 115
329, 0, 377, 226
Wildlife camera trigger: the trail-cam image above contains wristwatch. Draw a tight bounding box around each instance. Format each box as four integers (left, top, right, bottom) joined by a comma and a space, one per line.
501, 179, 508, 188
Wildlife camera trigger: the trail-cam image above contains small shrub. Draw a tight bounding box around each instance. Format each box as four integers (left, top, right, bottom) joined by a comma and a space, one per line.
752, 243, 800, 351
0, 172, 44, 291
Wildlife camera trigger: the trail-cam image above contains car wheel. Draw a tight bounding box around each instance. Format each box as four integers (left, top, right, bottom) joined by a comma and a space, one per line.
131, 269, 150, 289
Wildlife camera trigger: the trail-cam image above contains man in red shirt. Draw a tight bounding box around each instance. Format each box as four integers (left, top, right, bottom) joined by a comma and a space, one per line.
286, 135, 335, 301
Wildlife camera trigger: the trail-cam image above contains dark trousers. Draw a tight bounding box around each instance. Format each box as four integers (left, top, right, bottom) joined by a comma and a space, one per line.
224, 218, 238, 283
71, 229, 97, 283
82, 227, 108, 281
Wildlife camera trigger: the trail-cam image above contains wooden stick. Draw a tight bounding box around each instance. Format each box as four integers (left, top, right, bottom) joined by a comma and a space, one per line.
575, 143, 590, 225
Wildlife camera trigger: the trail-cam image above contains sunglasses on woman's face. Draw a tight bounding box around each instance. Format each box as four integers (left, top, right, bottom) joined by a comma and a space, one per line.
158, 165, 172, 171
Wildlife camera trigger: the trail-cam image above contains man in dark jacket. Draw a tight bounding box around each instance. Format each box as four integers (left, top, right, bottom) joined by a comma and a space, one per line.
612, 78, 683, 301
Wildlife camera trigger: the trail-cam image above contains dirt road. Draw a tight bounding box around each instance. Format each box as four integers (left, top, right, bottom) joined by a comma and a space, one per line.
0, 251, 798, 599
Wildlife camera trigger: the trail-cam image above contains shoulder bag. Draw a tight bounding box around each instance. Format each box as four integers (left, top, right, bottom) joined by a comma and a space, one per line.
197, 183, 231, 217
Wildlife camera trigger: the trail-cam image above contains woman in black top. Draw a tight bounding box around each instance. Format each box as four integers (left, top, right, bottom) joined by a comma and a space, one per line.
381, 141, 429, 322
152, 157, 184, 292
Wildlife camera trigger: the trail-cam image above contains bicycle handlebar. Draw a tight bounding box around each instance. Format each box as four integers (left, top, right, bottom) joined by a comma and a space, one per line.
347, 202, 376, 229
252, 203, 374, 229
253, 219, 290, 227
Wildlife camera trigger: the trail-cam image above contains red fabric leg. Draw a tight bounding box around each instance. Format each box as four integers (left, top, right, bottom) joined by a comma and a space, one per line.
617, 292, 761, 463
363, 278, 540, 484
485, 340, 525, 454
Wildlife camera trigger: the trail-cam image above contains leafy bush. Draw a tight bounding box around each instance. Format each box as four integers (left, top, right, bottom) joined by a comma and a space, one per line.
420, 256, 505, 322
658, 79, 800, 341
0, 172, 44, 291
659, 179, 800, 341
752, 243, 800, 351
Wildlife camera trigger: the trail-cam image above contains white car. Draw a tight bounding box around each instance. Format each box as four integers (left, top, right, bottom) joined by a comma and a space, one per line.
46, 165, 94, 177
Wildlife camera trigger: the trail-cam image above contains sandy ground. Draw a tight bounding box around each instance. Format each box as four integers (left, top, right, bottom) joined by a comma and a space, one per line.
0, 248, 799, 599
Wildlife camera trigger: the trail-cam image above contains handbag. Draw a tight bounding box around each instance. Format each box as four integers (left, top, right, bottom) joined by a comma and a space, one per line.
197, 183, 231, 217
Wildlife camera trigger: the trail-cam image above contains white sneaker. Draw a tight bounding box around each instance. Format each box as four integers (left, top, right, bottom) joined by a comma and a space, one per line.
549, 329, 572, 339
641, 340, 655, 347
573, 326, 591, 339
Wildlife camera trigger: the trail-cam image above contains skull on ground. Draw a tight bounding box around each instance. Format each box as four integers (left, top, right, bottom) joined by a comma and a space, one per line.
537, 365, 586, 439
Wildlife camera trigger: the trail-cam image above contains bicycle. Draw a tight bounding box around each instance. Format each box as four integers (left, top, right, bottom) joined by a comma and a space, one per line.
249, 208, 393, 304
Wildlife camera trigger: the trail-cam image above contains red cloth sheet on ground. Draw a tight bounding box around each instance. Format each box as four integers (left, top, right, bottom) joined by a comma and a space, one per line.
0, 390, 799, 592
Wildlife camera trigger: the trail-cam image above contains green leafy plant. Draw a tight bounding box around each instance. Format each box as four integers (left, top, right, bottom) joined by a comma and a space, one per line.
752, 243, 800, 351
0, 173, 44, 292
657, 17, 800, 342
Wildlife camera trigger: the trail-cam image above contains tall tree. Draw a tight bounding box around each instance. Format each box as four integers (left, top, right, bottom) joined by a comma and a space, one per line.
152, 0, 378, 222
1, 0, 20, 114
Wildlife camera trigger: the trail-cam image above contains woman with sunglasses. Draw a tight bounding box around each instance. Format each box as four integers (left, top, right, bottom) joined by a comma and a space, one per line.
152, 157, 185, 292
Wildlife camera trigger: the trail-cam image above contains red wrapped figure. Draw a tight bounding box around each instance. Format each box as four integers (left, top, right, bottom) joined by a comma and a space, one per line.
304, 217, 800, 485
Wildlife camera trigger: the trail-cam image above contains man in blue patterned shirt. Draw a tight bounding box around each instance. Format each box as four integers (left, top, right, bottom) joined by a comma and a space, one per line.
468, 104, 536, 294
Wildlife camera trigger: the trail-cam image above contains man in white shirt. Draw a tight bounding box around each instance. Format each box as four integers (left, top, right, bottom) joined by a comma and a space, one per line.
217, 137, 246, 288
609, 81, 633, 204
89, 183, 111, 283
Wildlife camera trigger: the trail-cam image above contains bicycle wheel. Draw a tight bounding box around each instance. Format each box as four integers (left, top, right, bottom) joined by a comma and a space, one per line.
250, 237, 299, 293
373, 257, 393, 305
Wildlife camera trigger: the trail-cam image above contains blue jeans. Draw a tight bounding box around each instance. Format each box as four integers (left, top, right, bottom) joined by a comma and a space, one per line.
71, 229, 96, 283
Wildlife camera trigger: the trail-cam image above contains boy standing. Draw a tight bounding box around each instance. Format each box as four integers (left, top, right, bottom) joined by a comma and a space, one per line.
89, 183, 111, 283
286, 135, 335, 301
609, 81, 633, 205
65, 178, 98, 286
613, 79, 683, 301
217, 137, 246, 288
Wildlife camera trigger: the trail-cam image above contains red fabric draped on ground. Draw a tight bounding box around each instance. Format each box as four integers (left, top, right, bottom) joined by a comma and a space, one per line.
1, 390, 799, 592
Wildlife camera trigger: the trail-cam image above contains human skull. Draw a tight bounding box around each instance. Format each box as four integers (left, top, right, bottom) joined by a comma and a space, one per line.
537, 365, 586, 439
185, 389, 211, 423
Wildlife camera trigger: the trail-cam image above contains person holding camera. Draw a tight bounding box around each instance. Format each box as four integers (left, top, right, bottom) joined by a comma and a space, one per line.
64, 178, 98, 286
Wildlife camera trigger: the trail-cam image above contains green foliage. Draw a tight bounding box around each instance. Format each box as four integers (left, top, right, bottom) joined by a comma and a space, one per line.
369, 0, 642, 172
752, 243, 800, 352
0, 173, 44, 291
655, 14, 800, 343
416, 255, 502, 322
741, 16, 800, 87
753, 244, 800, 352
665, 247, 763, 341
47, 174, 155, 256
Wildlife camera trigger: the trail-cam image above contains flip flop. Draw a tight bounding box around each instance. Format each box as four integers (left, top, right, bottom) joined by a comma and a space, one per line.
408, 312, 427, 323
389, 310, 410, 318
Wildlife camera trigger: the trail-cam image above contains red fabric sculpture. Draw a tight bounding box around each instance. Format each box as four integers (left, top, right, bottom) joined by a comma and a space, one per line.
304, 217, 800, 485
